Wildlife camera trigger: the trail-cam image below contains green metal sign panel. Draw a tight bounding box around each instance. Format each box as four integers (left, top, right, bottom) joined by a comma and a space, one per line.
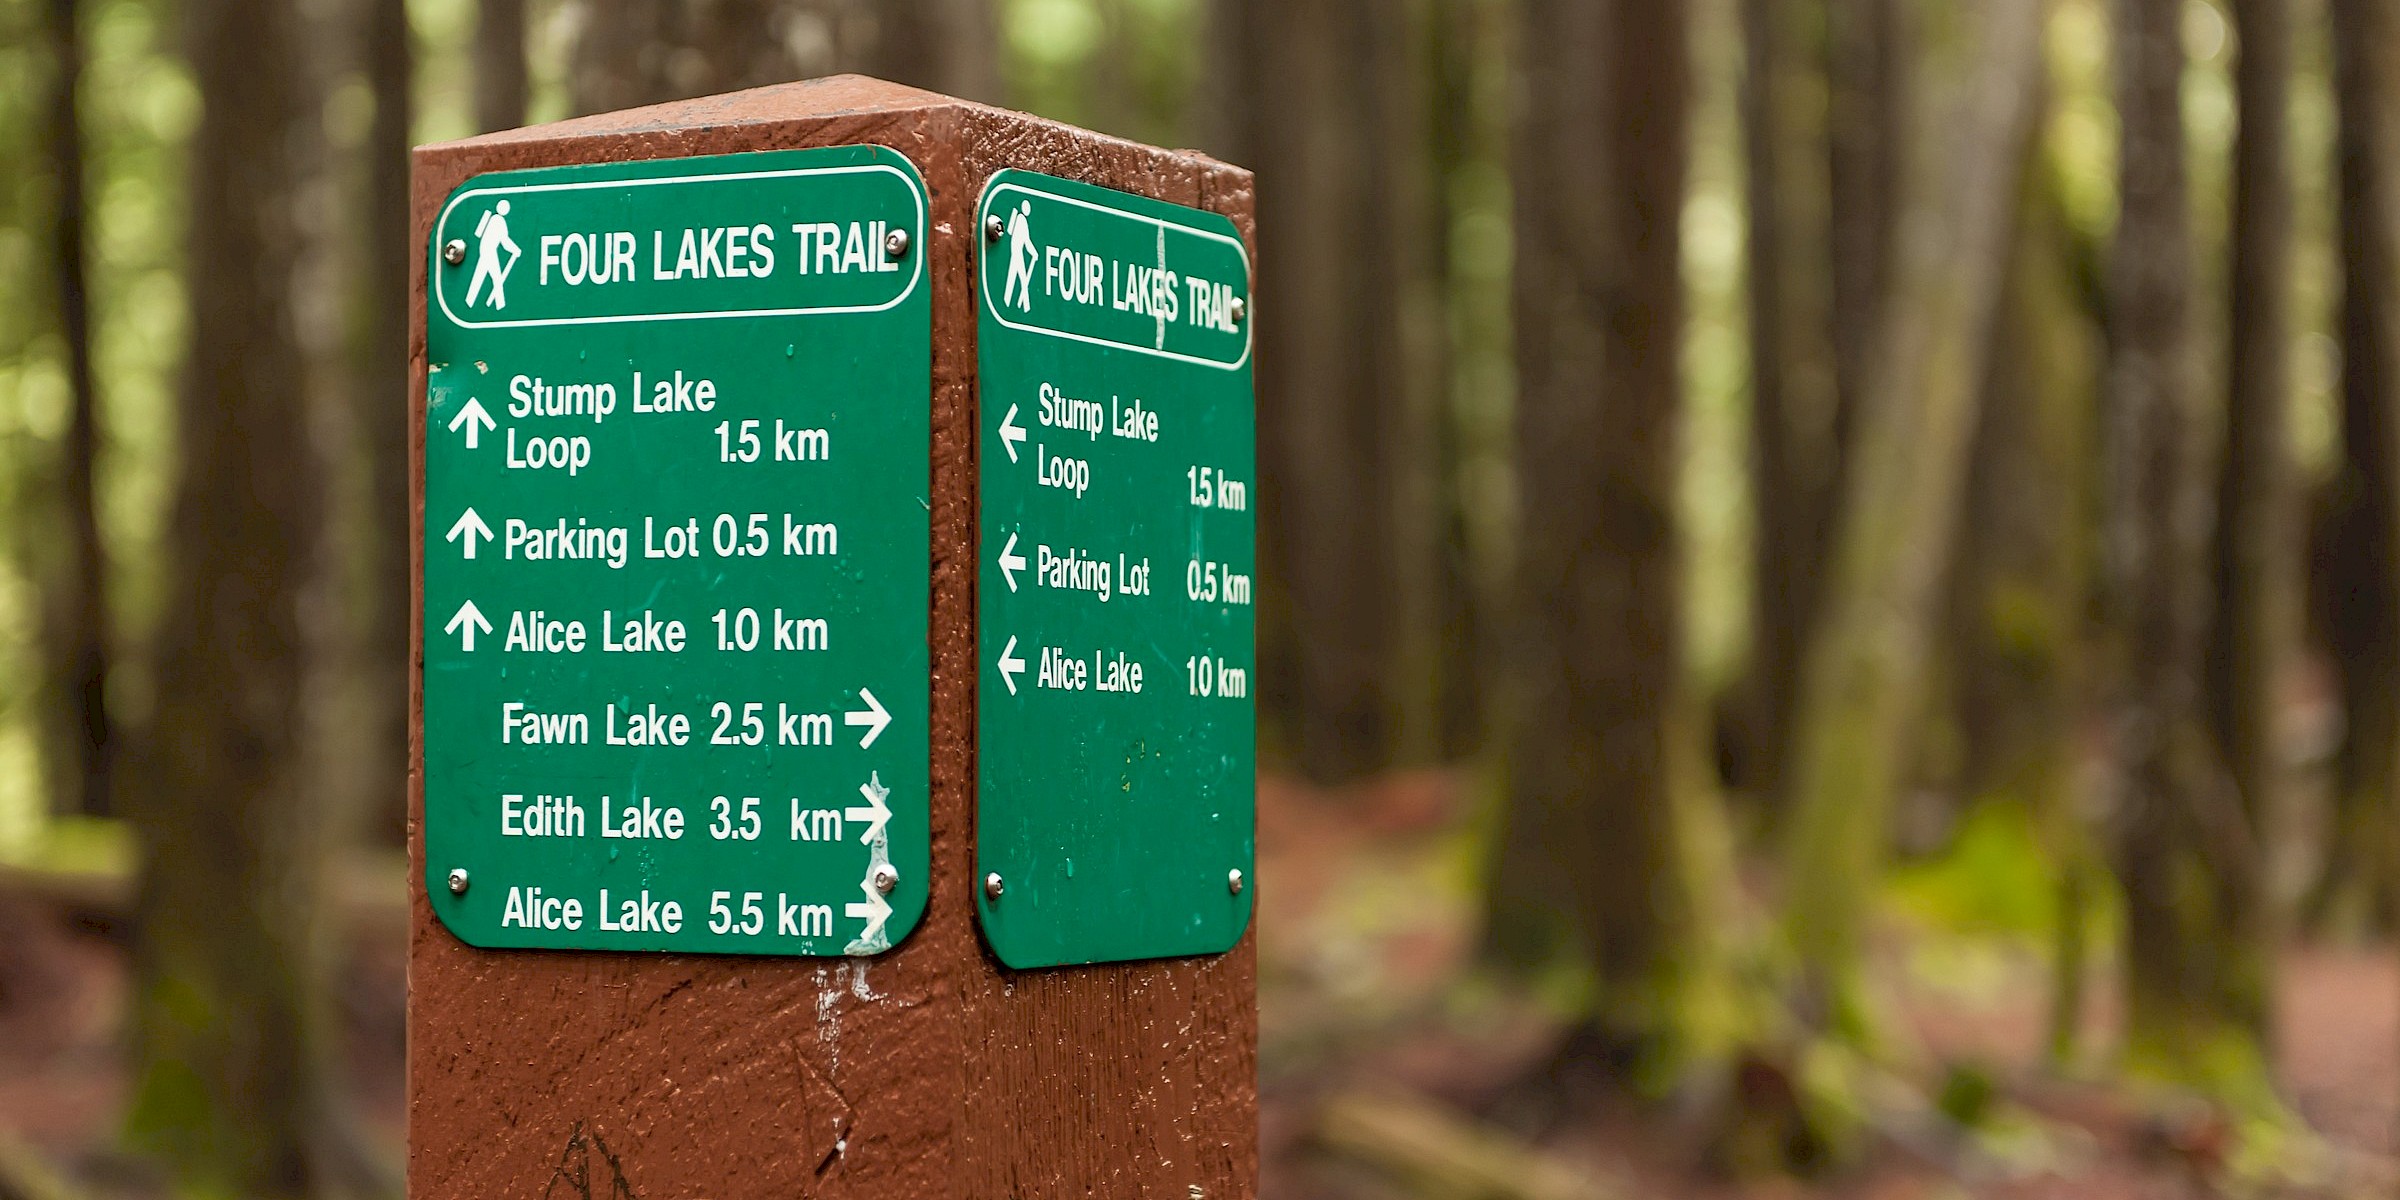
974, 170, 1257, 967
422, 146, 930, 956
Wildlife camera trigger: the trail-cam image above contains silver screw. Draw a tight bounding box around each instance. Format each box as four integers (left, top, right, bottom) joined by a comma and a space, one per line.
447, 868, 469, 895
984, 872, 1005, 901
872, 864, 898, 895
1228, 296, 1247, 324
985, 214, 1005, 242
884, 228, 910, 259
442, 239, 466, 266
1228, 868, 1245, 896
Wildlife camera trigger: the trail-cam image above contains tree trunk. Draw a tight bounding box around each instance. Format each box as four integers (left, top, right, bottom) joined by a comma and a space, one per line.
1946, 152, 2104, 1063
125, 0, 323, 1190
2199, 0, 2295, 1008
1223, 0, 1416, 781
568, 0, 993, 117
1777, 0, 2045, 1026
475, 0, 527, 133
350, 0, 412, 848
2313, 0, 2400, 934
1483, 0, 1693, 1037
2106, 0, 2270, 1077
1736, 0, 1837, 801
41, 0, 113, 820
872, 0, 999, 101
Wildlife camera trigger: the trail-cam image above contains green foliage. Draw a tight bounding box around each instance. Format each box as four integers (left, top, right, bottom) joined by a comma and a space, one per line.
1888, 800, 2059, 938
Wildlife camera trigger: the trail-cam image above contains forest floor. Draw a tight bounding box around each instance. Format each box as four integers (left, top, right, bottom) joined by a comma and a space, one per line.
0, 771, 2391, 1198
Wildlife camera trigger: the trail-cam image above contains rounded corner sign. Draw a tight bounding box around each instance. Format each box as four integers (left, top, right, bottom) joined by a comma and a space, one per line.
973, 169, 1258, 969
421, 145, 931, 958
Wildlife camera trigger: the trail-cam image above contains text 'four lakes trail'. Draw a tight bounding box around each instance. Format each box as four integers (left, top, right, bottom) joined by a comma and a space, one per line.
419, 147, 932, 956
974, 170, 1259, 968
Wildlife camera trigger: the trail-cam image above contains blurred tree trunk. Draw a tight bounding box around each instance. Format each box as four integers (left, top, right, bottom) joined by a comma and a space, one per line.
40, 0, 113, 819
1735, 0, 1836, 801
2200, 0, 2295, 1000
1224, 0, 1413, 781
1826, 0, 1902, 422
1427, 0, 1491, 759
1777, 0, 2045, 1026
1483, 0, 1699, 1040
126, 0, 324, 1190
351, 0, 411, 846
872, 0, 999, 101
2106, 0, 2270, 1074
475, 0, 527, 132
1945, 151, 2106, 1063
569, 0, 992, 117
2312, 0, 2400, 932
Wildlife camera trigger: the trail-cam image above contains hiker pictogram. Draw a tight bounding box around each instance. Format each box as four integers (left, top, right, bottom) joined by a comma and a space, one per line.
466, 199, 522, 310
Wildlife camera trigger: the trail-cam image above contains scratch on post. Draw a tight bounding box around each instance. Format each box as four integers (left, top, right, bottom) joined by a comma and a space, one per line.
542, 1121, 639, 1200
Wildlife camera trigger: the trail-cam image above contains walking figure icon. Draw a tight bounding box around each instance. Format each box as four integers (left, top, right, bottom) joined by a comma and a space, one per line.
1002, 200, 1037, 313
466, 199, 521, 310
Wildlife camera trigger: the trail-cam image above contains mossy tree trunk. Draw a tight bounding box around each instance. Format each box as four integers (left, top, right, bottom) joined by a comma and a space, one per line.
126, 0, 324, 1190
1776, 0, 2046, 1029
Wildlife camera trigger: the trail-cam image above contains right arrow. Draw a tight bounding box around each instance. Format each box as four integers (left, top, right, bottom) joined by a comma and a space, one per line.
845, 872, 892, 946
443, 599, 492, 651
998, 403, 1027, 463
997, 635, 1026, 695
844, 772, 892, 845
447, 396, 496, 449
997, 532, 1026, 592
446, 507, 493, 559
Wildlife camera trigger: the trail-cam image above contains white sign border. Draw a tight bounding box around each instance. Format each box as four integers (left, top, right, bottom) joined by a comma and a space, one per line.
432, 158, 928, 330
976, 174, 1255, 372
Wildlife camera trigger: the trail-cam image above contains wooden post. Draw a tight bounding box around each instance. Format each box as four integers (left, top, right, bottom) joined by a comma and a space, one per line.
407, 77, 1257, 1198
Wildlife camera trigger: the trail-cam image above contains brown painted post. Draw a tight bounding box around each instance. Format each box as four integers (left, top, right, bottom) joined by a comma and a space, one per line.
406, 77, 1257, 1198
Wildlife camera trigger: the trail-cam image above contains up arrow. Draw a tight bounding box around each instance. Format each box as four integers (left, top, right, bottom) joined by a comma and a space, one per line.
446, 508, 493, 559
999, 403, 1027, 463
447, 397, 497, 449
844, 773, 893, 845
443, 599, 492, 651
845, 872, 892, 946
997, 532, 1027, 592
997, 635, 1027, 695
845, 688, 892, 749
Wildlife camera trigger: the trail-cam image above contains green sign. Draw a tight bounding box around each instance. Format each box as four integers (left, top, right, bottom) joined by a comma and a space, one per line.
974, 170, 1257, 968
422, 146, 930, 956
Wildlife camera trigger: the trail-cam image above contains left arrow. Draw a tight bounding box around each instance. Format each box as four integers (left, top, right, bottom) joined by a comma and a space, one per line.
446, 507, 493, 559
443, 599, 492, 651
446, 396, 496, 449
998, 532, 1027, 592
845, 688, 892, 749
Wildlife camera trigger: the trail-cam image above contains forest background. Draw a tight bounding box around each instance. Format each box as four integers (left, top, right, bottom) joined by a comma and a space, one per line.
2, 0, 2398, 1195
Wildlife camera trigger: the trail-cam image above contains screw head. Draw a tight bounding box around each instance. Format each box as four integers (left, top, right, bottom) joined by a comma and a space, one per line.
1228, 295, 1247, 324
442, 239, 466, 266
447, 868, 469, 895
872, 864, 898, 895
884, 228, 910, 259
985, 214, 1005, 242
1228, 868, 1245, 896
984, 872, 1005, 901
